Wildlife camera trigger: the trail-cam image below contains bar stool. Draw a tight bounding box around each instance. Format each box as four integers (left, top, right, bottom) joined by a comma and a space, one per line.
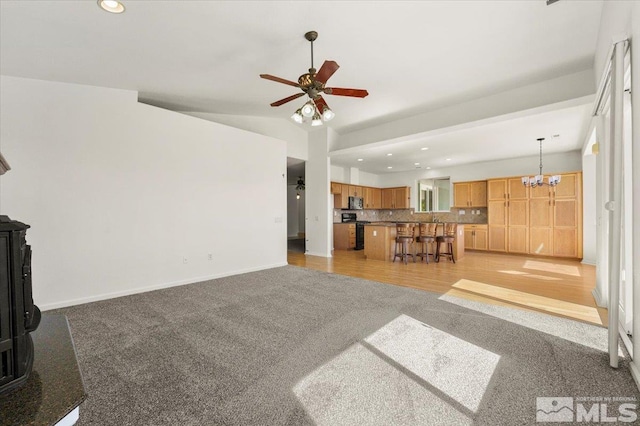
393, 223, 415, 264
416, 223, 437, 263
436, 223, 457, 263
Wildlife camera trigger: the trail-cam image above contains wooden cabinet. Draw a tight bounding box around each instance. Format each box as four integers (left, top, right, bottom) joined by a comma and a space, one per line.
348, 185, 364, 197
333, 223, 356, 250
486, 172, 582, 258
507, 178, 528, 254
330, 182, 342, 194
552, 173, 581, 258
488, 178, 530, 254
529, 179, 553, 256
527, 173, 582, 258
333, 184, 350, 209
454, 181, 487, 208
487, 179, 507, 252
331, 182, 409, 210
464, 224, 488, 250
364, 187, 382, 209
381, 187, 410, 209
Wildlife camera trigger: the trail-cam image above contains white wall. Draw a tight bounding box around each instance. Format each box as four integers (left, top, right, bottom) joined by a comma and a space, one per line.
582, 153, 597, 265
329, 166, 380, 187
0, 76, 288, 310
180, 111, 309, 161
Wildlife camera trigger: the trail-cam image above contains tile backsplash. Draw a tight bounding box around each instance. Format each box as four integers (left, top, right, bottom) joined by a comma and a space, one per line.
333, 208, 487, 224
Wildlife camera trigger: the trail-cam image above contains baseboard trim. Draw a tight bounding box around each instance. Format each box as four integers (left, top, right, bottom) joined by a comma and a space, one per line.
629, 361, 640, 392
592, 287, 607, 308
304, 251, 332, 258
40, 261, 288, 311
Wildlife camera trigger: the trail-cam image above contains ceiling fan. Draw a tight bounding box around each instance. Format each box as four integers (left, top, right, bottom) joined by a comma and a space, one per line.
260, 31, 369, 126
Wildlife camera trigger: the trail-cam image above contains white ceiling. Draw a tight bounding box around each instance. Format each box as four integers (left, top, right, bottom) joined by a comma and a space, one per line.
0, 1, 603, 169
331, 103, 593, 174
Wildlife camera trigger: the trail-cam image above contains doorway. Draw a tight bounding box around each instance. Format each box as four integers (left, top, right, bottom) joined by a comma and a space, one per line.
287, 158, 306, 253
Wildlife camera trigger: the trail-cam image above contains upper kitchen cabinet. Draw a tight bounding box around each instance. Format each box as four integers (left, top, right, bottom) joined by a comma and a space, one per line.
381, 187, 410, 209
330, 182, 342, 194
364, 187, 382, 209
348, 185, 364, 198
453, 181, 487, 208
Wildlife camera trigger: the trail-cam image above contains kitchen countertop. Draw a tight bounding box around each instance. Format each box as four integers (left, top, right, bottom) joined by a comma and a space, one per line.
0, 314, 86, 426
364, 221, 485, 226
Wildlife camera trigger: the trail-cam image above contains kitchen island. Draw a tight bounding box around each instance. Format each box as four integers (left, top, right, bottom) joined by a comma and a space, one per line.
363, 222, 465, 262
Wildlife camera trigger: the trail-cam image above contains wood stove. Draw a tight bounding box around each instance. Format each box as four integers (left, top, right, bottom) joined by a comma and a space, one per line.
0, 215, 41, 395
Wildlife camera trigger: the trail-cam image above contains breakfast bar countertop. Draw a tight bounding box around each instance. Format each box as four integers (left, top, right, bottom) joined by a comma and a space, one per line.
0, 314, 86, 426
363, 223, 465, 261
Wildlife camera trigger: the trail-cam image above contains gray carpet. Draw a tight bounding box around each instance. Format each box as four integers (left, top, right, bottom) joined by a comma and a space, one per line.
54, 266, 638, 425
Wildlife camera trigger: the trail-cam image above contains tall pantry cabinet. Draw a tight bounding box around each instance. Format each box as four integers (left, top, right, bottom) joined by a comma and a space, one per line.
488, 172, 582, 259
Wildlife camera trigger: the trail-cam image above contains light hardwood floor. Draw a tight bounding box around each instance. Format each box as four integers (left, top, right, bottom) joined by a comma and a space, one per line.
288, 249, 607, 326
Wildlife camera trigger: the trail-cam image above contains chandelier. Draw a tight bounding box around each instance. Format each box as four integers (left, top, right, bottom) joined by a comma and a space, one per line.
521, 138, 561, 187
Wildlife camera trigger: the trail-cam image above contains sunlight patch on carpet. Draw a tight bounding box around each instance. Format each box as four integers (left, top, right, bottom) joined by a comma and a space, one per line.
364, 315, 500, 412
293, 341, 473, 426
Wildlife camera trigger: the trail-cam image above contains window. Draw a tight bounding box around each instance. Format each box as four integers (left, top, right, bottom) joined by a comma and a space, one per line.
417, 178, 450, 212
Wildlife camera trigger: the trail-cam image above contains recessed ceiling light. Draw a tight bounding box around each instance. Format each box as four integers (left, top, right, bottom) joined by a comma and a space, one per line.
387, 153, 393, 156
357, 158, 364, 162
98, 0, 125, 13
426, 167, 431, 170
387, 166, 393, 169
414, 162, 420, 165
421, 147, 429, 151
446, 158, 451, 161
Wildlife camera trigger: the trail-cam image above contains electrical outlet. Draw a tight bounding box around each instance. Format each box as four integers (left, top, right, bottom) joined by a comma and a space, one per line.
208, 254, 213, 261
183, 257, 188, 264
373, 230, 377, 237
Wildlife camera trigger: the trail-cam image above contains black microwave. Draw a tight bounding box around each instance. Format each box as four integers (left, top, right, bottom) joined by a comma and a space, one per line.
348, 196, 363, 210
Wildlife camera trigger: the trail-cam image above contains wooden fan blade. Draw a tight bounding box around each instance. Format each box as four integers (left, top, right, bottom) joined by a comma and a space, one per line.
313, 95, 330, 113
260, 74, 300, 87
270, 92, 305, 107
315, 60, 339, 84
324, 87, 369, 98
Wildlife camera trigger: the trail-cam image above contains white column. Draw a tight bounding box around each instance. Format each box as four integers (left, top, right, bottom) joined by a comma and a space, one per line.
305, 128, 332, 257
607, 41, 625, 368
594, 115, 609, 307
630, 1, 640, 386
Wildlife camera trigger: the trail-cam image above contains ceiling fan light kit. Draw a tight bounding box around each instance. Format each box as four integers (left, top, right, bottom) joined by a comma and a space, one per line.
260, 31, 368, 126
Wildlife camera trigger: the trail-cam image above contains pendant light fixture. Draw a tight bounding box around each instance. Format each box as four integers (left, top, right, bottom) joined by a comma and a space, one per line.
521, 138, 561, 187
